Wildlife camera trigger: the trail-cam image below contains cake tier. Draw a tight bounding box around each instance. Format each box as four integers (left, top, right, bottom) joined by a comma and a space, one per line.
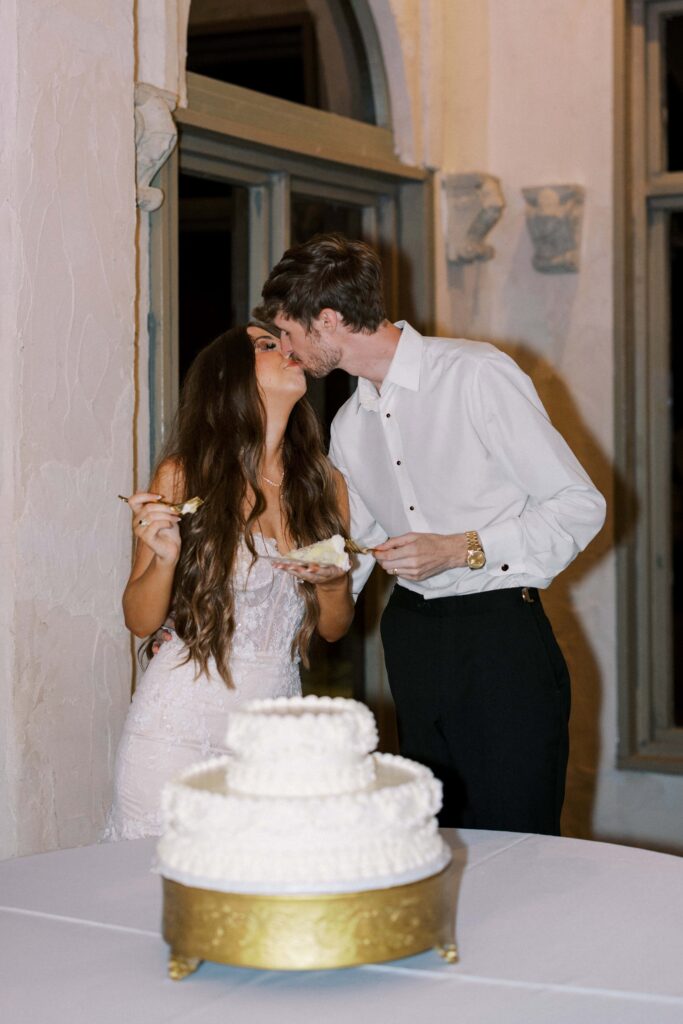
157, 753, 451, 894
225, 695, 378, 796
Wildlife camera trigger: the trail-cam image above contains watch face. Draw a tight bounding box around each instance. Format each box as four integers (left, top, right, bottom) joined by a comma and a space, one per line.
467, 550, 486, 570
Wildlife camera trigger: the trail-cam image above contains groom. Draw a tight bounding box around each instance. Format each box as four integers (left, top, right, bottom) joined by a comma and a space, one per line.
258, 234, 605, 834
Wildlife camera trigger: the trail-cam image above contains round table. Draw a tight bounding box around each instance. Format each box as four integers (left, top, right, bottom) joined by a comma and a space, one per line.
1, 829, 682, 1023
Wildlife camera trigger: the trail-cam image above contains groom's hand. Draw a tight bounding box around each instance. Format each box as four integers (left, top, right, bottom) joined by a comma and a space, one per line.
374, 532, 469, 581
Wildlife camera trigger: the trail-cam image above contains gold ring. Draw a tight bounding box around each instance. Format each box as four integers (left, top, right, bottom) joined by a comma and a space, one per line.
393, 569, 399, 575
139, 518, 150, 527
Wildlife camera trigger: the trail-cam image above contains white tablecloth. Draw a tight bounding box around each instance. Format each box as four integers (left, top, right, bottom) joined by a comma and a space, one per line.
1, 829, 682, 1023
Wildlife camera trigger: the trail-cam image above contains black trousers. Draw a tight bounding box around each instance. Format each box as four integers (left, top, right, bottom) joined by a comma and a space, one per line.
380, 585, 571, 835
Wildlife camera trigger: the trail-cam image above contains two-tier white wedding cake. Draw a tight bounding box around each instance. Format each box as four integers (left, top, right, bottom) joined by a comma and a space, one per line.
156, 695, 451, 894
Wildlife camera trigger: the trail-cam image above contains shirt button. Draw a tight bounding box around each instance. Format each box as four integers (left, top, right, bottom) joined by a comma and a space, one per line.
396, 460, 401, 466
386, 413, 391, 418
409, 505, 415, 511
501, 564, 509, 572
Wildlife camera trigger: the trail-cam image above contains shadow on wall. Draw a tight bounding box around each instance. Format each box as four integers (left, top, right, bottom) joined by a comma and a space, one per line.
440, 192, 640, 838
480, 340, 635, 840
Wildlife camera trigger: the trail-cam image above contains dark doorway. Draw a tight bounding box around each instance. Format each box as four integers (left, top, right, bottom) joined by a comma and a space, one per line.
178, 173, 249, 383
665, 14, 683, 171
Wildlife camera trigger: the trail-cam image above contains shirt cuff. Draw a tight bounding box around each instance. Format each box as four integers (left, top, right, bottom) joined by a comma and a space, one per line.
477, 518, 524, 577
350, 552, 376, 601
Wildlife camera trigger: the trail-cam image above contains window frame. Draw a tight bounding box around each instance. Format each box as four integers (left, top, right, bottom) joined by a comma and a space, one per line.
618, 0, 683, 771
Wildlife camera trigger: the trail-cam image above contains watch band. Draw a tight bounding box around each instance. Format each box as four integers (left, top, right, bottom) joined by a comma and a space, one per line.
465, 530, 486, 570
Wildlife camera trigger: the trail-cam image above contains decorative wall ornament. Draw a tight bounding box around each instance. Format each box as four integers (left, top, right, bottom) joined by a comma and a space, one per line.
443, 173, 505, 264
522, 184, 585, 273
134, 83, 178, 212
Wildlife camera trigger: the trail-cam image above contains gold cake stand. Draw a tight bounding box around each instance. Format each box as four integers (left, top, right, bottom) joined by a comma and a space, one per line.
162, 862, 458, 977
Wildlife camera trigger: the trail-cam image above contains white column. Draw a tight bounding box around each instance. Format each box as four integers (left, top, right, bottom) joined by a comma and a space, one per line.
0, 0, 137, 857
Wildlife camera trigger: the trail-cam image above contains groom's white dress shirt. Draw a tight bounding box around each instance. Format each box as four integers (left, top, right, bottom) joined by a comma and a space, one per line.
328, 322, 606, 600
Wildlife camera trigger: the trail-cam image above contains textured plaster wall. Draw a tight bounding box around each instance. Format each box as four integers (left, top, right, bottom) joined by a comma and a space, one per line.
0, 1, 136, 858
0, 0, 20, 859
385, 0, 683, 851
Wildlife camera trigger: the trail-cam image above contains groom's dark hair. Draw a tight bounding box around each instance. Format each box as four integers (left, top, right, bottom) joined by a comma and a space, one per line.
258, 233, 386, 333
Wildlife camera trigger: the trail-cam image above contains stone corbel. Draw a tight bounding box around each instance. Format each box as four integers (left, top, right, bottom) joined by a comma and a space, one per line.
443, 173, 505, 264
135, 83, 178, 212
522, 185, 585, 273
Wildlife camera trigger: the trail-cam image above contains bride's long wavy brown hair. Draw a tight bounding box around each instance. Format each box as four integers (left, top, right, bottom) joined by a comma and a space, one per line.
152, 325, 345, 686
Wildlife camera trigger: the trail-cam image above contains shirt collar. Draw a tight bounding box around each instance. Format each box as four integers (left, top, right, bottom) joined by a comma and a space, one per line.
357, 321, 423, 410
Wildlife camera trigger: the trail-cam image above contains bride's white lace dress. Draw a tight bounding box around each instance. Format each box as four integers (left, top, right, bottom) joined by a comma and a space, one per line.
105, 535, 303, 840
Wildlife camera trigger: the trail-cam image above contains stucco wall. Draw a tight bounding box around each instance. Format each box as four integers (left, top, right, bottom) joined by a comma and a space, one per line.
0, 1, 136, 857
0, 0, 20, 860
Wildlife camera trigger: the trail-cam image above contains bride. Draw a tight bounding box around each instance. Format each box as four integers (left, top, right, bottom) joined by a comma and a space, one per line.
106, 324, 353, 839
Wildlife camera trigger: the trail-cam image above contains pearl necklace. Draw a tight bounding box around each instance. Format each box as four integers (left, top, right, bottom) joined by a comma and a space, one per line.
261, 472, 283, 488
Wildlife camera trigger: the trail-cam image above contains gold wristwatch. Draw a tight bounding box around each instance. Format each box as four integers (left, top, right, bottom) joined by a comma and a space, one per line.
465, 530, 486, 570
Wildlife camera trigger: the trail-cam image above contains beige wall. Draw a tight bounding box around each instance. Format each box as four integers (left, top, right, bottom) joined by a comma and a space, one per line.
0, 1, 137, 858
0, 0, 20, 859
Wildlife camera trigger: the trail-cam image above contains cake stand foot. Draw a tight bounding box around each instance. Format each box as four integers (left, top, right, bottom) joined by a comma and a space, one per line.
437, 943, 459, 964
168, 953, 202, 980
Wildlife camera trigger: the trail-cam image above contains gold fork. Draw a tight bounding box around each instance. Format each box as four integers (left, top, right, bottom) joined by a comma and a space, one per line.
117, 495, 204, 516
344, 538, 375, 556
165, 496, 204, 516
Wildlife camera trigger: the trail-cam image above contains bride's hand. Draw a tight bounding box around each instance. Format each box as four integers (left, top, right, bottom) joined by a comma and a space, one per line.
271, 562, 349, 588
127, 491, 182, 567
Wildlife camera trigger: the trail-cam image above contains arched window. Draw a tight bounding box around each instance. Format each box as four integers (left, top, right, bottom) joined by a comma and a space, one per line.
186, 0, 380, 124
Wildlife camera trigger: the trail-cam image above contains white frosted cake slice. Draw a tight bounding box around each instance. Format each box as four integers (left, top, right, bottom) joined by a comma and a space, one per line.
285, 534, 351, 570
157, 695, 451, 895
